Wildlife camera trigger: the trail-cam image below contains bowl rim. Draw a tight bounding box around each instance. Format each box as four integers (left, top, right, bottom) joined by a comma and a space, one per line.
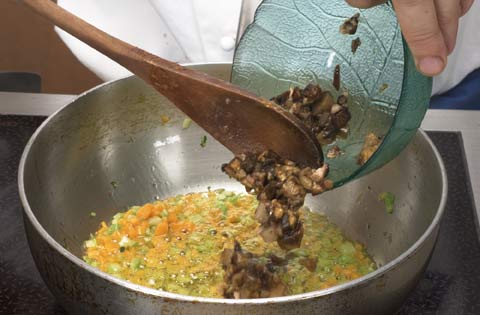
18, 62, 447, 305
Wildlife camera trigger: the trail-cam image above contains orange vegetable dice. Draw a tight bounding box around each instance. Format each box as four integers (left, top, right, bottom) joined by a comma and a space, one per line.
137, 204, 154, 220
170, 221, 195, 234
126, 224, 138, 238
167, 212, 178, 223
152, 204, 165, 216
155, 221, 169, 235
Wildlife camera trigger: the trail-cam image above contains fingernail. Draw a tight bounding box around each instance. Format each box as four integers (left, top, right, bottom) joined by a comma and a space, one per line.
418, 57, 445, 76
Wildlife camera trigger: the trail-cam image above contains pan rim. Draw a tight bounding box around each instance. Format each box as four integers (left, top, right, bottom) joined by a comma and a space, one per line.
18, 62, 448, 305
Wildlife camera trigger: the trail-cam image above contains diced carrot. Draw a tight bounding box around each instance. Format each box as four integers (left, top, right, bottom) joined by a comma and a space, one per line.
155, 221, 169, 235
167, 212, 178, 223
152, 204, 165, 216
98, 221, 108, 234
104, 240, 118, 252
342, 268, 353, 278
228, 216, 239, 224
170, 221, 195, 234
326, 278, 338, 287
126, 224, 138, 238
333, 265, 343, 274
137, 204, 154, 220
129, 216, 139, 225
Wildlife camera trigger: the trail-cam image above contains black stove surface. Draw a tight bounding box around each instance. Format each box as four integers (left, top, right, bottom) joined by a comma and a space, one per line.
0, 115, 479, 315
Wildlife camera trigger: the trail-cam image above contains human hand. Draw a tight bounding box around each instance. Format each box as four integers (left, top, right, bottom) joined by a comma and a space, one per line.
346, 0, 474, 76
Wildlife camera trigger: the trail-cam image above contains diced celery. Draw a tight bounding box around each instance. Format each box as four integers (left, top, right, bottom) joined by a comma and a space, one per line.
196, 239, 214, 253
339, 242, 356, 255
83, 256, 98, 267
215, 201, 228, 218
316, 258, 333, 269
131, 206, 140, 215
182, 118, 192, 129
85, 239, 97, 248
119, 235, 135, 247
148, 216, 162, 226
189, 214, 204, 224
378, 192, 395, 214
107, 224, 121, 235
130, 257, 143, 271
226, 194, 240, 205
339, 255, 354, 264
188, 232, 203, 243
217, 193, 227, 201
107, 263, 122, 274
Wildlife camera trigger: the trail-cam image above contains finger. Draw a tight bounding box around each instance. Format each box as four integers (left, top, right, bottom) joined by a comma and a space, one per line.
460, 0, 474, 16
393, 0, 448, 76
435, 0, 461, 54
345, 0, 386, 9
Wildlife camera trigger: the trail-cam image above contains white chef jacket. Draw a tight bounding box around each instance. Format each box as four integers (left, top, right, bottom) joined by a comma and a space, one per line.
56, 0, 480, 96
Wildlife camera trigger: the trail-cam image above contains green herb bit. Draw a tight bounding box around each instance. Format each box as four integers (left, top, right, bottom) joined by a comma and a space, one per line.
378, 192, 395, 214
200, 135, 207, 148
182, 118, 192, 129
110, 181, 119, 189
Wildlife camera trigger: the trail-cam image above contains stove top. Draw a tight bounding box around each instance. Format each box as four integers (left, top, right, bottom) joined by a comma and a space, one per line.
1, 115, 479, 315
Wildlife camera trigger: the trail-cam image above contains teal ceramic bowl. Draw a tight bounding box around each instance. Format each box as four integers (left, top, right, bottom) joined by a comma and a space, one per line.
232, 0, 432, 186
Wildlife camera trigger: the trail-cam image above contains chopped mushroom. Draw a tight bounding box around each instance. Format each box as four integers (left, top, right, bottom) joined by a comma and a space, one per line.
299, 257, 318, 272
222, 150, 333, 250
271, 84, 351, 145
221, 240, 288, 299
326, 145, 343, 159
340, 13, 360, 35
358, 132, 382, 165
351, 37, 361, 54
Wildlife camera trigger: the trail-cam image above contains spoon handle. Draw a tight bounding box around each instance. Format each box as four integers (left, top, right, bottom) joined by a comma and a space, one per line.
22, 0, 323, 167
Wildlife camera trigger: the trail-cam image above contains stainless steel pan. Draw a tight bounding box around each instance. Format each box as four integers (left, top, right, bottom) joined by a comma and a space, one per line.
19, 63, 447, 314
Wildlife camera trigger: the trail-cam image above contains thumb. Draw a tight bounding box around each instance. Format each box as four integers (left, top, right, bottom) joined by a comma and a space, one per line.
393, 0, 448, 76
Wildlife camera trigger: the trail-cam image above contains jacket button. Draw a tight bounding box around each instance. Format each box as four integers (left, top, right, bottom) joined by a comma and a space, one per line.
220, 36, 236, 51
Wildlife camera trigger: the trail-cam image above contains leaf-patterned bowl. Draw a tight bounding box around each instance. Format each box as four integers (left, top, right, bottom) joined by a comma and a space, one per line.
232, 0, 432, 186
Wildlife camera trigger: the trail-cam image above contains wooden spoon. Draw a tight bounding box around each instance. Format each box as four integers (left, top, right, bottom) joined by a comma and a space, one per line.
22, 0, 323, 167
